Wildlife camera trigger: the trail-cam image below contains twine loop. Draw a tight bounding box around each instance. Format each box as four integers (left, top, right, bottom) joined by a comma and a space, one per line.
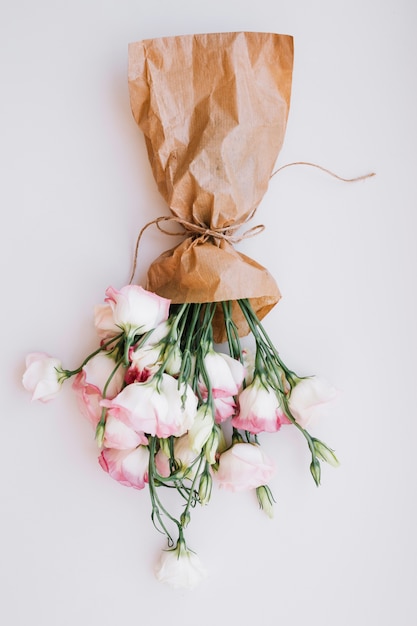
128, 211, 264, 284
152, 211, 264, 243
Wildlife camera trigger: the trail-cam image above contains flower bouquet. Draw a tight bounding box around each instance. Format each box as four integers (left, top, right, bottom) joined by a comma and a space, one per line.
23, 32, 339, 589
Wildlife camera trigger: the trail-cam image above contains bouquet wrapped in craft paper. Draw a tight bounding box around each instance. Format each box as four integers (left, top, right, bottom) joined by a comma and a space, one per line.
23, 32, 340, 589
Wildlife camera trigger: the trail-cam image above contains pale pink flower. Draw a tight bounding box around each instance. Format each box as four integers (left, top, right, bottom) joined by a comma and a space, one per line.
126, 322, 182, 382
72, 352, 125, 427
101, 374, 198, 439
126, 344, 162, 383
288, 377, 337, 428
94, 304, 120, 341
200, 349, 245, 399
98, 445, 149, 489
213, 396, 237, 423
22, 352, 64, 402
215, 443, 275, 492
155, 539, 207, 589
103, 415, 147, 450
232, 377, 290, 434
154, 448, 171, 478
73, 372, 102, 426
104, 285, 170, 336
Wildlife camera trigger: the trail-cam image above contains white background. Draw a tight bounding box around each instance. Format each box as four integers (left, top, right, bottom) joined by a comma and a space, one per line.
2, 1, 416, 624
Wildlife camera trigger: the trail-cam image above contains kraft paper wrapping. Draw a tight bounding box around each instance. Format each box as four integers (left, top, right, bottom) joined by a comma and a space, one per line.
128, 32, 294, 340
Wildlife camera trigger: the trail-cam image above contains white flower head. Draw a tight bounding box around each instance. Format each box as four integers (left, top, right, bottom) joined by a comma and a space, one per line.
22, 352, 64, 402
104, 285, 170, 336
154, 538, 207, 590
288, 376, 337, 427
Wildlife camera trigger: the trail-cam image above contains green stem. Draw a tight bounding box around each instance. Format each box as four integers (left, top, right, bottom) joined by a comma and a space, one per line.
178, 303, 202, 387
147, 437, 182, 546
221, 301, 243, 362
62, 332, 124, 378
170, 302, 192, 335
237, 299, 320, 481
102, 357, 124, 398
238, 299, 298, 383
181, 452, 205, 522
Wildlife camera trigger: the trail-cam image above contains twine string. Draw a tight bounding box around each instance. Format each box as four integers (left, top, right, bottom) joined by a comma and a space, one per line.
271, 161, 376, 182
128, 213, 264, 284
129, 161, 376, 284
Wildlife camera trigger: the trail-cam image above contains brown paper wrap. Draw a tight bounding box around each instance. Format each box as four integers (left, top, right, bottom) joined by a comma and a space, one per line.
128, 32, 294, 340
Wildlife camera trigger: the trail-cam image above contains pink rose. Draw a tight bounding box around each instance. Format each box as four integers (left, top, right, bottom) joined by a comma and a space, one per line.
101, 374, 198, 439
215, 443, 275, 492
232, 377, 290, 434
72, 352, 125, 427
104, 285, 170, 336
288, 377, 337, 428
98, 445, 149, 489
200, 349, 245, 399
22, 352, 64, 402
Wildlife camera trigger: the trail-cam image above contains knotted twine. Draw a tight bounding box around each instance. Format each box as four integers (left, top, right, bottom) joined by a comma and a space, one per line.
129, 162, 375, 285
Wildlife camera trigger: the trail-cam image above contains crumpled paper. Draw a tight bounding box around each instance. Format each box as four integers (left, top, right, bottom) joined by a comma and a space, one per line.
128, 31, 293, 340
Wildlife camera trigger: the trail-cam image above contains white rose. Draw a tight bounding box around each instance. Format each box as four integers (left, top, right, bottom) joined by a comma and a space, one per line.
22, 352, 64, 402
154, 539, 207, 589
288, 377, 337, 427
104, 285, 170, 336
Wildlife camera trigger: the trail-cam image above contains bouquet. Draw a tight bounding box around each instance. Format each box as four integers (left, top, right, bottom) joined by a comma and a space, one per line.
22, 32, 340, 590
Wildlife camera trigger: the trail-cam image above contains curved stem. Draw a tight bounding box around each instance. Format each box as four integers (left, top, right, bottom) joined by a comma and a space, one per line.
147, 437, 182, 545
181, 453, 205, 518
62, 332, 125, 377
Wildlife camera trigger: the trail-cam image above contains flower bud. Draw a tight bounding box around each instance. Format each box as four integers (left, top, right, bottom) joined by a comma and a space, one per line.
180, 510, 191, 528
95, 422, 105, 448
313, 439, 340, 467
231, 429, 244, 444
310, 458, 321, 486
160, 338, 182, 376
158, 436, 172, 458
204, 426, 220, 465
188, 405, 215, 453
198, 471, 212, 505
256, 485, 275, 519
